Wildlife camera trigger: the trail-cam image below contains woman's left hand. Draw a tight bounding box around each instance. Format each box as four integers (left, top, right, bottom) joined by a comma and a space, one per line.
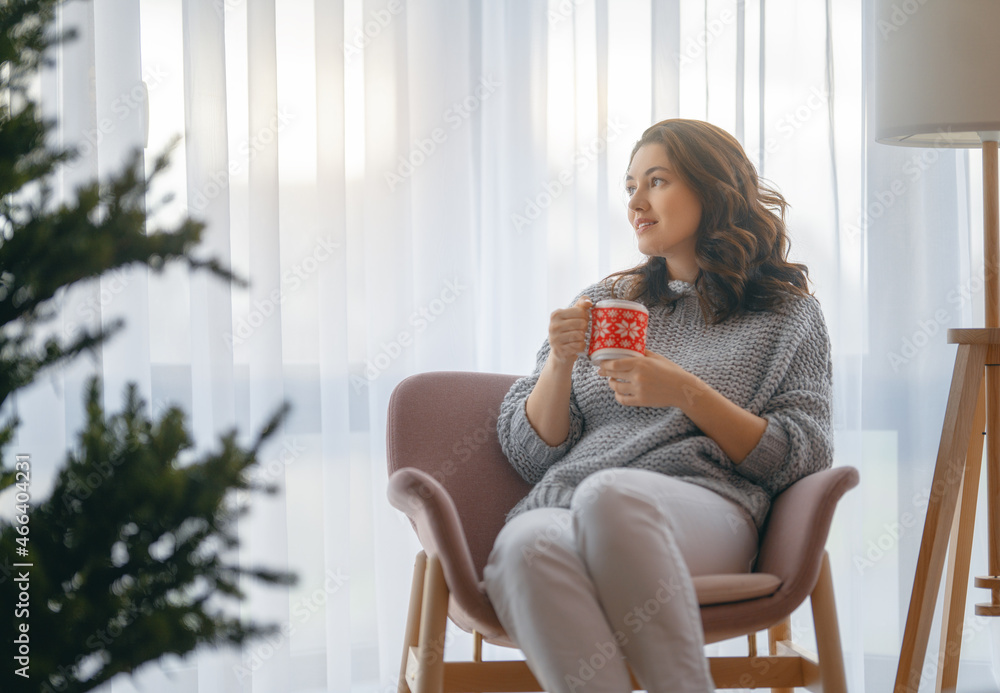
597, 349, 701, 409
600, 348, 768, 461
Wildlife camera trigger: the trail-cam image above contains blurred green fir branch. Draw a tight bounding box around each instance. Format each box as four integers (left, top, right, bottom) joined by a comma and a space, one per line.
0, 1, 297, 689
0, 380, 294, 692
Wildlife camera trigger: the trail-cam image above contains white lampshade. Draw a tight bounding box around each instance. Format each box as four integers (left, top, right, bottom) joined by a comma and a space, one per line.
874, 0, 1000, 147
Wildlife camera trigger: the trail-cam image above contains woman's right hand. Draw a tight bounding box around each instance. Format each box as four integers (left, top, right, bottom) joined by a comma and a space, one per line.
526, 295, 593, 446
547, 296, 593, 367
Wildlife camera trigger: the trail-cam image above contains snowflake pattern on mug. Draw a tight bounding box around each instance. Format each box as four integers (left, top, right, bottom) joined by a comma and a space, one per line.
593, 320, 613, 342
616, 319, 642, 341
588, 306, 649, 355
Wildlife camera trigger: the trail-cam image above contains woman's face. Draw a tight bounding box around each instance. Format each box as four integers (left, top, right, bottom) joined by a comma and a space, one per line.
625, 143, 703, 282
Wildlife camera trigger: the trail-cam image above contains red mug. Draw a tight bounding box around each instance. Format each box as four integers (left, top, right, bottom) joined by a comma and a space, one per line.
587, 299, 649, 362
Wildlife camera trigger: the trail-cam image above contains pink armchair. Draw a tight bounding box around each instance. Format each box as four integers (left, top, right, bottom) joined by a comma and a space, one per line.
386, 370, 858, 692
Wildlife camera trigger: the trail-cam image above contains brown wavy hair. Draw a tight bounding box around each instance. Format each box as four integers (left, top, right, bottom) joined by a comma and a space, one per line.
606, 119, 810, 323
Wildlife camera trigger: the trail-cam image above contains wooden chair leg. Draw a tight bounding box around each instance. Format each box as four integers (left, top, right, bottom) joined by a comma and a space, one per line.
398, 552, 427, 693
811, 551, 847, 693
768, 618, 793, 693
414, 554, 450, 693
473, 630, 484, 662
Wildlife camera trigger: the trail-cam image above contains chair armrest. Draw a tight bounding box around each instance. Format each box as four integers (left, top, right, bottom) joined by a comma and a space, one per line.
387, 467, 506, 637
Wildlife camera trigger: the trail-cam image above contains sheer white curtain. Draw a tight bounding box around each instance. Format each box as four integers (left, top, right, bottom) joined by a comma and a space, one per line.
13, 0, 1000, 690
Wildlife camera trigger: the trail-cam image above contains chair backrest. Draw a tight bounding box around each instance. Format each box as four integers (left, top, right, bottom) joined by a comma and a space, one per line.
757, 466, 858, 581
386, 371, 527, 579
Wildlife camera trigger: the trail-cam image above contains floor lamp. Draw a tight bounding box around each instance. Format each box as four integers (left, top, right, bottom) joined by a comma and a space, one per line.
874, 1, 1000, 692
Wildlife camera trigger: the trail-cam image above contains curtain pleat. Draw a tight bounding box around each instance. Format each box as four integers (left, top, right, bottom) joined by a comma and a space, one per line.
313, 0, 353, 686
181, 0, 237, 449
93, 1, 152, 408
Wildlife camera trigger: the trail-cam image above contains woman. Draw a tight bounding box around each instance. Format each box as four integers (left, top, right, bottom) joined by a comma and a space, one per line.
482, 119, 833, 692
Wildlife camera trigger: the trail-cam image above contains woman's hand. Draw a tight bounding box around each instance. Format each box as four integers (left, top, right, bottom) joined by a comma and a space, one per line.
597, 349, 696, 408
525, 295, 593, 447
599, 349, 768, 463
547, 296, 593, 368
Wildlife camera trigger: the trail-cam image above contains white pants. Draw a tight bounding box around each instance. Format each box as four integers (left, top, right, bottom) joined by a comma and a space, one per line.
482, 468, 758, 693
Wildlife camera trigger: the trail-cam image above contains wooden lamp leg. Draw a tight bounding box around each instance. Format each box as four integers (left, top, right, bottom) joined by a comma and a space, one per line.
894, 342, 987, 693
937, 382, 987, 692
897, 138, 1000, 692
976, 141, 1000, 622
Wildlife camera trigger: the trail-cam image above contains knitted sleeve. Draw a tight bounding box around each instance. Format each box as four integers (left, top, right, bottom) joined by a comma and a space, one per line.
732, 297, 834, 497
495, 335, 586, 485
495, 284, 608, 484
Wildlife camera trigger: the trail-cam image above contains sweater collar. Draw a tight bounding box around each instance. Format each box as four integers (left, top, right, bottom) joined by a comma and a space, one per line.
668, 279, 695, 294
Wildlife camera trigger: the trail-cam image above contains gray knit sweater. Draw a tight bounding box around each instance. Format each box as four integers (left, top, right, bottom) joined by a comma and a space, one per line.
498, 277, 833, 531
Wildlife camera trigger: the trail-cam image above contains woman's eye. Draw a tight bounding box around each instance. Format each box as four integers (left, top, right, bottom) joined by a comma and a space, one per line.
625, 186, 636, 196
651, 177, 665, 186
